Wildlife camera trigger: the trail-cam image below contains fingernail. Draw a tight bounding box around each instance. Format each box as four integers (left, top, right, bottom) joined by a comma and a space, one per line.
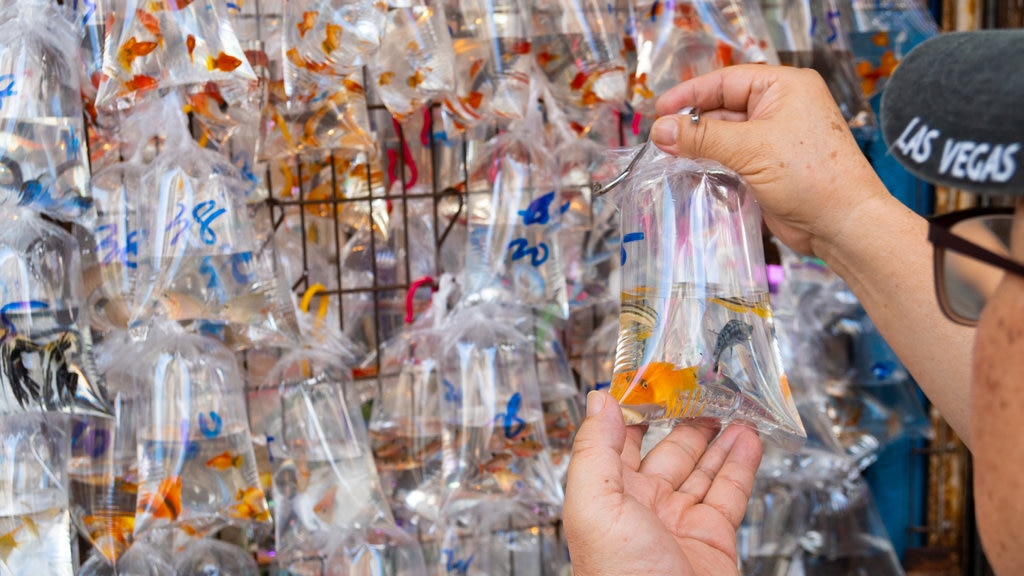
586, 390, 605, 417
651, 117, 678, 148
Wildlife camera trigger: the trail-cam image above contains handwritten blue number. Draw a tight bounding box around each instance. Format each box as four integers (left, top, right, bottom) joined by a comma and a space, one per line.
442, 549, 474, 576
166, 203, 189, 246
199, 256, 222, 290
198, 411, 223, 438
71, 421, 109, 458
620, 231, 645, 265
518, 191, 556, 226
508, 238, 548, 266
230, 252, 254, 284
192, 201, 226, 245
499, 393, 526, 439
443, 380, 462, 403
0, 75, 16, 112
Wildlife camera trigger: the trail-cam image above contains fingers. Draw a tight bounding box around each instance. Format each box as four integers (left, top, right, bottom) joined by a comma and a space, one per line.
650, 112, 755, 167
654, 64, 785, 117
637, 420, 720, 490
697, 425, 764, 530
565, 391, 629, 502
623, 425, 647, 472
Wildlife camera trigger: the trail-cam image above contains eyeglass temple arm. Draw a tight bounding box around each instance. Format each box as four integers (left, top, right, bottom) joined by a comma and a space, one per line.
928, 222, 1024, 279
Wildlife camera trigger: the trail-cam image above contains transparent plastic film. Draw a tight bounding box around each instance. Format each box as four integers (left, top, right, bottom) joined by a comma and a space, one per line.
0, 208, 111, 417
369, 0, 457, 120
132, 324, 269, 540
696, 0, 781, 65
94, 0, 259, 127
78, 540, 175, 576
130, 98, 298, 349
809, 0, 875, 130
629, 0, 723, 115
0, 413, 74, 576
463, 127, 569, 319
262, 348, 426, 575
68, 335, 146, 565
439, 0, 533, 127
607, 143, 804, 449
760, 0, 814, 67
529, 0, 628, 116
438, 303, 564, 520
0, 0, 94, 225
281, 0, 386, 90
843, 0, 938, 99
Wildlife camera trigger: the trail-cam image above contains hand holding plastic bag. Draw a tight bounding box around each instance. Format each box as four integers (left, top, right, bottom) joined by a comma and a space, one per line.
601, 141, 804, 448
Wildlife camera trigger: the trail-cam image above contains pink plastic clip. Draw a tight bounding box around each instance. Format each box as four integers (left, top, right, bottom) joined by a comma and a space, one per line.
405, 276, 437, 324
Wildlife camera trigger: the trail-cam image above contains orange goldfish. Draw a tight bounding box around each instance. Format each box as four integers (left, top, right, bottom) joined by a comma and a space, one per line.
343, 77, 364, 94
536, 50, 557, 68
649, 0, 664, 19
610, 362, 701, 418
407, 68, 427, 89
581, 87, 601, 106
206, 451, 245, 470
186, 34, 196, 63
462, 91, 484, 109
634, 72, 655, 99
286, 47, 330, 73
509, 439, 544, 458
857, 50, 898, 96
872, 31, 889, 47
298, 10, 317, 37
313, 485, 338, 522
673, 4, 701, 30
136, 9, 163, 43
0, 526, 21, 562
710, 296, 773, 319
479, 452, 513, 474
469, 58, 485, 77
124, 74, 159, 93
570, 70, 590, 91
136, 476, 182, 521
407, 40, 420, 52
118, 37, 159, 69
378, 71, 395, 86
510, 39, 531, 55
323, 23, 342, 53
207, 52, 242, 72
230, 486, 270, 522
167, 0, 195, 9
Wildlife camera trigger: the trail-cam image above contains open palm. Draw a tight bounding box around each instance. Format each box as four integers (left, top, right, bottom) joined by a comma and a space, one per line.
564, 391, 762, 576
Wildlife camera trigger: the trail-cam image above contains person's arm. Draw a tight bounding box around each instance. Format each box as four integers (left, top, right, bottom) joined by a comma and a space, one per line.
653, 66, 975, 445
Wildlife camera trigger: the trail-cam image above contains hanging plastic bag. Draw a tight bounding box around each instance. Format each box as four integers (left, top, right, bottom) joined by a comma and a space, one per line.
282, 0, 386, 90
67, 334, 144, 566
843, 0, 938, 100
809, 0, 875, 129
579, 313, 618, 394
601, 140, 804, 448
759, 0, 814, 67
463, 125, 569, 319
532, 326, 582, 484
0, 413, 74, 575
94, 0, 259, 127
440, 0, 533, 127
0, 0, 93, 225
529, 0, 627, 116
369, 0, 457, 120
0, 208, 111, 417
173, 538, 260, 576
78, 540, 175, 576
629, 0, 723, 115
696, 0, 780, 65
262, 346, 427, 575
131, 323, 270, 539
126, 97, 298, 349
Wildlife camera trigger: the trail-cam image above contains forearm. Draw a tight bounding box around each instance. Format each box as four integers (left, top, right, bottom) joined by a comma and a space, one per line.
813, 191, 975, 447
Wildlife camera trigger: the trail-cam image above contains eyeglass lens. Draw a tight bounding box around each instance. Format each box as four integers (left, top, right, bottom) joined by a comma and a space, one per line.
942, 214, 1014, 322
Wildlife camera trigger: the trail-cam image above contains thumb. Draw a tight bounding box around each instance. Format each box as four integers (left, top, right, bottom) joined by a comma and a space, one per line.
566, 391, 627, 500
650, 112, 753, 169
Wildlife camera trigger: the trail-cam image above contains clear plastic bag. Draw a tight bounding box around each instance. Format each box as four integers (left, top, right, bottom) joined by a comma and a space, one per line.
0, 413, 74, 576
529, 0, 627, 115
78, 540, 175, 576
606, 142, 804, 448
843, 0, 938, 100
809, 0, 875, 129
0, 208, 110, 417
696, 0, 780, 65
261, 347, 427, 575
130, 323, 270, 539
0, 0, 93, 225
438, 302, 564, 518
759, 0, 814, 67
282, 0, 386, 90
94, 0, 258, 125
629, 0, 723, 114
369, 0, 457, 120
172, 538, 260, 576
440, 0, 533, 127
463, 126, 569, 319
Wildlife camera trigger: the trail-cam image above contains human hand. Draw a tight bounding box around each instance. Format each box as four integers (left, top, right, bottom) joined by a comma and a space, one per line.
564, 391, 762, 576
651, 66, 891, 257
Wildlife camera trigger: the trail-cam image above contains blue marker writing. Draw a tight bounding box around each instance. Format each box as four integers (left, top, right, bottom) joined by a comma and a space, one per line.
198, 411, 223, 438
620, 231, 645, 265
499, 392, 526, 439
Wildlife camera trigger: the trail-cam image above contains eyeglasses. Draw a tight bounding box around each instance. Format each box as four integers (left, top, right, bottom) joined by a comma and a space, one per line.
928, 207, 1024, 326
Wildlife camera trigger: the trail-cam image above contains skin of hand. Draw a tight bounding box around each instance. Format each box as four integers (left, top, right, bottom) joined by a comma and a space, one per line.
650, 65, 975, 446
563, 391, 762, 576
971, 197, 1024, 575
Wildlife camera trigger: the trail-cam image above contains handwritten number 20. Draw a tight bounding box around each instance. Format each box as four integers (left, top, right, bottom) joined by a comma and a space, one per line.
508, 238, 549, 266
